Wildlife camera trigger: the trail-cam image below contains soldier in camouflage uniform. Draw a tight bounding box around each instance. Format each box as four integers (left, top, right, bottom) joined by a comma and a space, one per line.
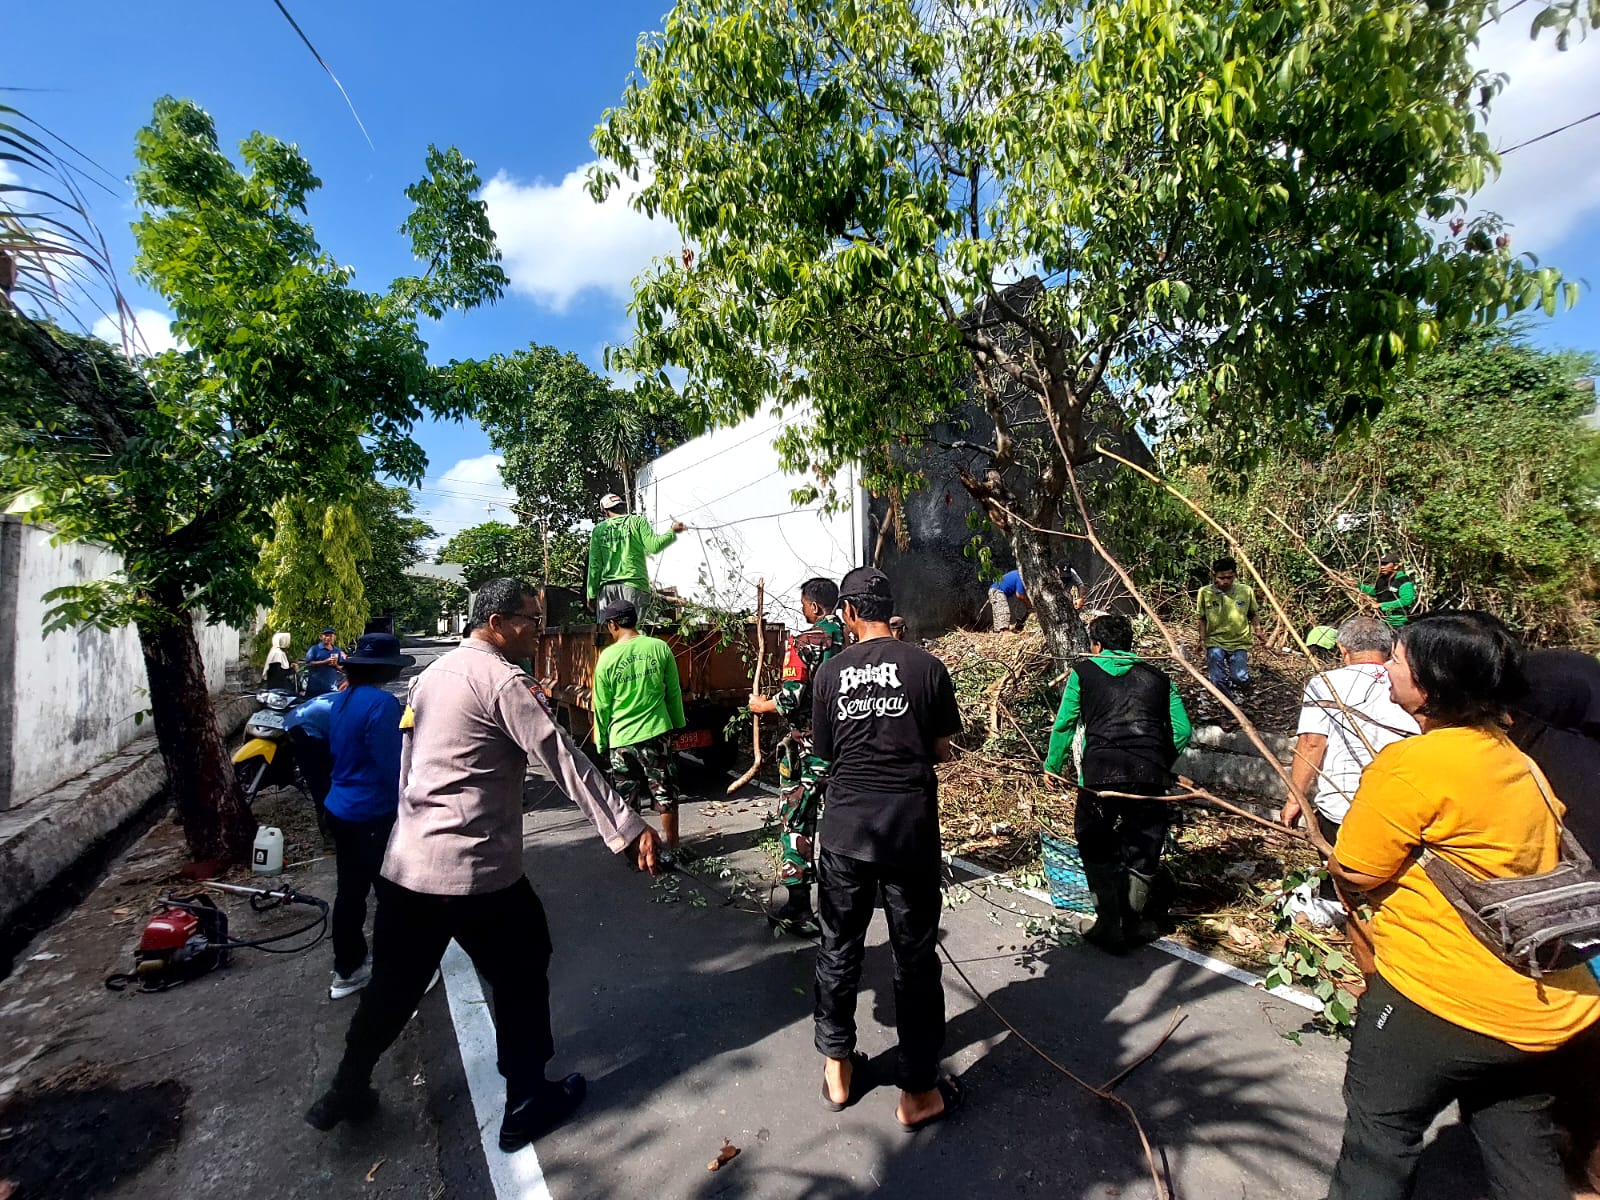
748, 577, 844, 936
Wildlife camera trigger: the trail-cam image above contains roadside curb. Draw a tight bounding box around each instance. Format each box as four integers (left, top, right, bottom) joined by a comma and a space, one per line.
946, 853, 1325, 1015
0, 691, 257, 936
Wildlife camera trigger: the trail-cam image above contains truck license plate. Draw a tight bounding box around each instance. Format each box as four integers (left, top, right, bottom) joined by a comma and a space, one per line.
672, 729, 713, 750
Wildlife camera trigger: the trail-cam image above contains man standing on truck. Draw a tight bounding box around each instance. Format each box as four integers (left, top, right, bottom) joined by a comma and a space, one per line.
586, 493, 685, 624
594, 598, 687, 867
748, 576, 845, 937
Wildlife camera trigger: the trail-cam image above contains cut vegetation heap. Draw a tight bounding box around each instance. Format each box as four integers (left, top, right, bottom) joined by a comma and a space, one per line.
927, 627, 1359, 1031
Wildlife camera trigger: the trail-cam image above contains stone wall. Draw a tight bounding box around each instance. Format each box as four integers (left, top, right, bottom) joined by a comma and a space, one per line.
0, 516, 248, 810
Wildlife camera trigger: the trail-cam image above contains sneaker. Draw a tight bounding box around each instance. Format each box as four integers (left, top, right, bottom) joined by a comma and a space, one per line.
499, 1073, 586, 1152
305, 1082, 379, 1131
330, 959, 372, 1000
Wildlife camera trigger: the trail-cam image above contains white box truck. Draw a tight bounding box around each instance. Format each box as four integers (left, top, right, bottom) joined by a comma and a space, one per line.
634, 409, 871, 628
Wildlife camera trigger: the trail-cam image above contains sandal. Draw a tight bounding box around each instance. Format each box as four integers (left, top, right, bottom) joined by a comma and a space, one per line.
898, 1076, 965, 1133
821, 1051, 870, 1112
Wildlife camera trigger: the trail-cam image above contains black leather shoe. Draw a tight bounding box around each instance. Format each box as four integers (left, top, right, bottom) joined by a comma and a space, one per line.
498, 1073, 587, 1152
304, 1082, 379, 1131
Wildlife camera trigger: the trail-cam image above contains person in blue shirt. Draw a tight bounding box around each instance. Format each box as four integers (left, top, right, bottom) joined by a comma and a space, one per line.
303, 627, 347, 697
323, 633, 413, 999
988, 569, 1031, 633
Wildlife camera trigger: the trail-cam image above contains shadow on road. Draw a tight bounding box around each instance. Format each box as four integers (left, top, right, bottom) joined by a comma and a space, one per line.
508, 781, 1492, 1200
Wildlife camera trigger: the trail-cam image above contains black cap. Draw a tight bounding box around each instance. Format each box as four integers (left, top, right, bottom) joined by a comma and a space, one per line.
839, 566, 892, 601
1379, 552, 1399, 565
321, 626, 337, 635
344, 632, 415, 668
598, 598, 638, 625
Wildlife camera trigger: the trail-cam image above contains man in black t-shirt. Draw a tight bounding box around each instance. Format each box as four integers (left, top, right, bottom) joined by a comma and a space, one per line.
810, 566, 965, 1132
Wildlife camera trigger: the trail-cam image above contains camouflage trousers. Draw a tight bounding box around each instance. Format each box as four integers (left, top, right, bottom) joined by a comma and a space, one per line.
776, 732, 826, 889
609, 733, 680, 815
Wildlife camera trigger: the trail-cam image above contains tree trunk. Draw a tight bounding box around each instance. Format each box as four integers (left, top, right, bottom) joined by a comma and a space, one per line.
137, 602, 255, 865
1012, 523, 1088, 668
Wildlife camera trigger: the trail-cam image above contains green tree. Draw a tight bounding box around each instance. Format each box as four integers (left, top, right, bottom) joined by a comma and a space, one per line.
593, 0, 1575, 665
453, 345, 693, 532
353, 483, 437, 621
256, 497, 373, 655
395, 576, 468, 633
437, 520, 585, 590
0, 99, 503, 862
1175, 328, 1600, 643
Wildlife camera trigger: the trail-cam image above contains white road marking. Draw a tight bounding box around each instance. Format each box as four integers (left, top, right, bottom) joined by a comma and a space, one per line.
440, 940, 555, 1200
947, 853, 1325, 1014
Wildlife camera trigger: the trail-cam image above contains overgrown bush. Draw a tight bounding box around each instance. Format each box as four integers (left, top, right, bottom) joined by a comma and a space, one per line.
1121, 328, 1600, 645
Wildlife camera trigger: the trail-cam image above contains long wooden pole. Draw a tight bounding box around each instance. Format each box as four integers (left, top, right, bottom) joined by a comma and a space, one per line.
727, 579, 766, 794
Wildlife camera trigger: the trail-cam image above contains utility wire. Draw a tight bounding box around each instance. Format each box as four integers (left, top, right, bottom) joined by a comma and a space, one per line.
1500, 108, 1600, 155
268, 0, 374, 149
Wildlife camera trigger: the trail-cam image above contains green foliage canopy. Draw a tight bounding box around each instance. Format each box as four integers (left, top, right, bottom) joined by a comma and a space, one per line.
256, 496, 372, 653
1172, 328, 1600, 643
352, 483, 438, 621
593, 0, 1578, 659
0, 97, 505, 632
437, 519, 584, 590
454, 344, 693, 533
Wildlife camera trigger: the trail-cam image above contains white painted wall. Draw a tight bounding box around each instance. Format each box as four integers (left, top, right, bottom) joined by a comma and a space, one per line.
4, 521, 246, 806
635, 409, 866, 630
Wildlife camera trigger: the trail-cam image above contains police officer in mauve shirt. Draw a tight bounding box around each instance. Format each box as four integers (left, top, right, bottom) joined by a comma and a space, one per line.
305, 578, 659, 1153
809, 567, 966, 1131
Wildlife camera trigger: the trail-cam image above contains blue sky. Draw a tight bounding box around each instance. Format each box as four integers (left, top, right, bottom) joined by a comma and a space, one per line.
10, 3, 1600, 543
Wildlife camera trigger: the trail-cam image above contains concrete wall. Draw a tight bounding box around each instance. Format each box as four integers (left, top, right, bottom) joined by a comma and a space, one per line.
0, 517, 246, 810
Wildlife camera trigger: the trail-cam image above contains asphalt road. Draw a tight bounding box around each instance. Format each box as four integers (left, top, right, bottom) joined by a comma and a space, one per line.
0, 638, 1494, 1200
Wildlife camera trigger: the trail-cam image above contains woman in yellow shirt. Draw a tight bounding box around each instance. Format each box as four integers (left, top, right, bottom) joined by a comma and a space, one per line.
1327, 611, 1600, 1200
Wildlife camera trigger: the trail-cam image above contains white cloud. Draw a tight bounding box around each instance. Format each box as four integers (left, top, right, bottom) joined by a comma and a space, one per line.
91, 307, 181, 356
0, 160, 19, 186
1469, 17, 1600, 252
482, 163, 680, 312
410, 454, 520, 551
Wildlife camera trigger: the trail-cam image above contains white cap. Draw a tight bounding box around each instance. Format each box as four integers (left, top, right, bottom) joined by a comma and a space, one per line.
600, 493, 626, 511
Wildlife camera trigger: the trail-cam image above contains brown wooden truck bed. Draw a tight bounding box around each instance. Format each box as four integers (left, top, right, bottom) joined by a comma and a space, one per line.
532, 621, 783, 763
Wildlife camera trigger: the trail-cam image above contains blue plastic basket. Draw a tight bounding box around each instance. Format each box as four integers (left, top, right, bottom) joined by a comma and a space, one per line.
1041, 831, 1095, 914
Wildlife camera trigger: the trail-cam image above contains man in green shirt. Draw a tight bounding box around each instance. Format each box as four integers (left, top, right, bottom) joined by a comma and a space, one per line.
593, 598, 687, 865
1044, 614, 1192, 952
1359, 552, 1418, 627
586, 493, 685, 623
1196, 556, 1260, 702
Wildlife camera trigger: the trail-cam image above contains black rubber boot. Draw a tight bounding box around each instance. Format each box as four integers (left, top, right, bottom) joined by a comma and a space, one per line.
771, 885, 822, 938
305, 1071, 379, 1131
1080, 861, 1128, 954
499, 1073, 586, 1152
1123, 870, 1162, 945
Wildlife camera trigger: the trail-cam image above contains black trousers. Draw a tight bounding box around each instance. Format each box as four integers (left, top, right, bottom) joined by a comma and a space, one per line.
326, 813, 394, 976
1316, 813, 1341, 900
1327, 972, 1569, 1200
813, 846, 945, 1093
336, 876, 555, 1101
1074, 787, 1169, 877
289, 729, 333, 806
